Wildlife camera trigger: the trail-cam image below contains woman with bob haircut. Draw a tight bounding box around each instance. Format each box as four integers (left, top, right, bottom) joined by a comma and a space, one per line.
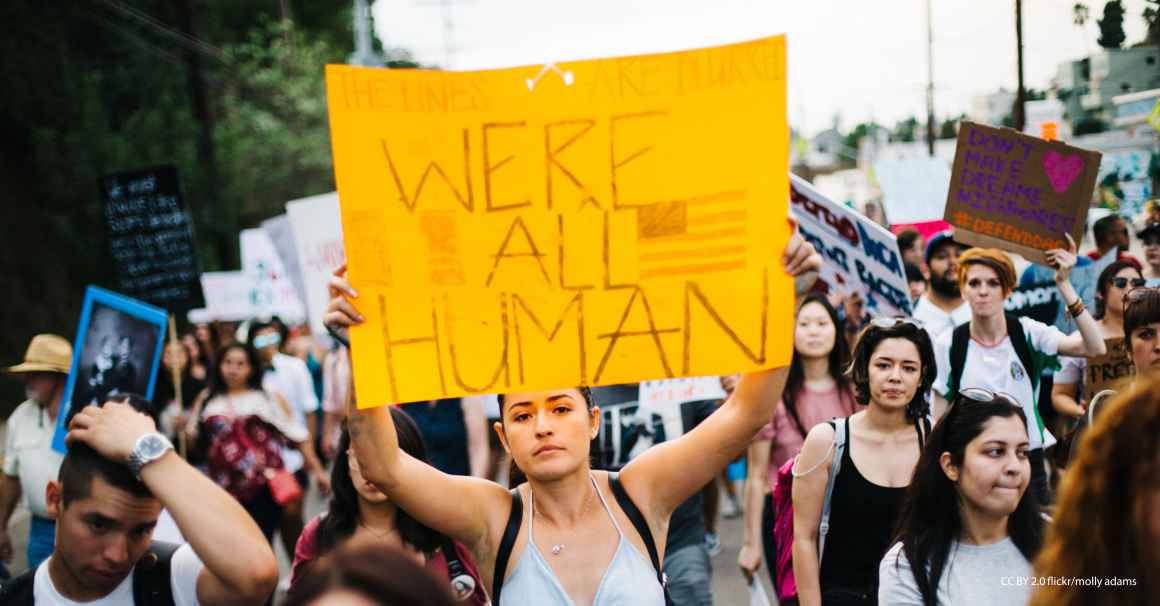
1028, 377, 1160, 606
1121, 287, 1160, 381
324, 235, 821, 606
792, 319, 935, 606
932, 241, 1105, 505
879, 390, 1044, 606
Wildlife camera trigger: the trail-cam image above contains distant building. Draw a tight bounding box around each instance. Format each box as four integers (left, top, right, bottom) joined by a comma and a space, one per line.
968, 89, 1017, 126
1112, 88, 1160, 128
1057, 47, 1160, 126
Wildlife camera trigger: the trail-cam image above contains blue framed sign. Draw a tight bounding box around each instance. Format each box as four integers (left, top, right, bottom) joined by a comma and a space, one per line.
52, 286, 168, 452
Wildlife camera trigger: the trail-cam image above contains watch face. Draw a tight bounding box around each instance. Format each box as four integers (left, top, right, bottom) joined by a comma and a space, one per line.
139, 434, 169, 459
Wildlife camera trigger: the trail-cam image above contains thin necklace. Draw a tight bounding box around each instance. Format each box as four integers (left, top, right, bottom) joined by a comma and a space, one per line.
534, 475, 596, 556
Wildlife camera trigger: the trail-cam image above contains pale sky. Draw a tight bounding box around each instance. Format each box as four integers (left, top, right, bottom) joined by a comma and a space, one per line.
371, 0, 1152, 135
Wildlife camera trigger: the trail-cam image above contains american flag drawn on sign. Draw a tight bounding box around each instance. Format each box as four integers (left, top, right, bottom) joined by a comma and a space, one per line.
636, 190, 749, 280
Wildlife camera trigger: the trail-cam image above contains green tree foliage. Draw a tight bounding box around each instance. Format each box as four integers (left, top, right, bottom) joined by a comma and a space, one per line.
0, 2, 367, 410
1098, 1, 1127, 49
893, 117, 918, 142
842, 122, 880, 153
938, 118, 959, 139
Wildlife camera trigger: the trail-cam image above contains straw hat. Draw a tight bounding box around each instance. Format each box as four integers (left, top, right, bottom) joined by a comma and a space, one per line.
6, 334, 72, 375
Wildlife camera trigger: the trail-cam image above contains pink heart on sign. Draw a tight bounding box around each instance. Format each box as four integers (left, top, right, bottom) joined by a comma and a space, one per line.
1043, 150, 1085, 193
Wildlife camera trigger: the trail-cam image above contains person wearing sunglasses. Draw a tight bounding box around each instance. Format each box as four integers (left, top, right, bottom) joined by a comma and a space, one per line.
792, 319, 935, 606
1051, 260, 1144, 421
879, 388, 1044, 606
932, 243, 1105, 506
1137, 221, 1160, 281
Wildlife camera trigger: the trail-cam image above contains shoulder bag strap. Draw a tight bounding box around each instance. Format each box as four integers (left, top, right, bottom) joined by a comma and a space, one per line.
608, 472, 672, 606
817, 416, 848, 564
491, 488, 523, 605
133, 541, 180, 606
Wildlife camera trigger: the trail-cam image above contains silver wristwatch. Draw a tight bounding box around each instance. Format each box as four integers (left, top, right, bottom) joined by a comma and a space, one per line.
128, 433, 174, 478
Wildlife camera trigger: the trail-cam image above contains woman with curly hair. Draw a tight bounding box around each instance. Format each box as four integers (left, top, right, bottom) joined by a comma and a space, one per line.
1029, 378, 1160, 606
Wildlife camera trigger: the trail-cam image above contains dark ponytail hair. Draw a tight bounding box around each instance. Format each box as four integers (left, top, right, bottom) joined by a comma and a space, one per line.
316, 407, 444, 556
888, 396, 1044, 606
499, 387, 601, 487
784, 293, 852, 437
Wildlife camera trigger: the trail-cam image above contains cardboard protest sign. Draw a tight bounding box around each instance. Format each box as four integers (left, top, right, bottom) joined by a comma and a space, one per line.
1003, 281, 1060, 326
101, 165, 204, 313
944, 122, 1101, 265
239, 228, 307, 323
790, 174, 912, 317
1084, 337, 1134, 396
326, 36, 792, 405
286, 193, 346, 335
52, 286, 167, 452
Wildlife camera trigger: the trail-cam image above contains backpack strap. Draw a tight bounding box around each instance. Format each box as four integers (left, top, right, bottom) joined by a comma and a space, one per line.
817, 417, 848, 564
1005, 313, 1039, 392
948, 321, 971, 396
607, 473, 672, 606
491, 488, 523, 606
0, 565, 36, 606
133, 541, 180, 606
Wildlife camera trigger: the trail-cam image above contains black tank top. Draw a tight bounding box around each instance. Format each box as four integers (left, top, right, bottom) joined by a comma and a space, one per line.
818, 417, 908, 600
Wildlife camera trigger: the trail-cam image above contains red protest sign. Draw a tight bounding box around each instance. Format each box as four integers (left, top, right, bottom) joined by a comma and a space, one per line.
943, 121, 1101, 264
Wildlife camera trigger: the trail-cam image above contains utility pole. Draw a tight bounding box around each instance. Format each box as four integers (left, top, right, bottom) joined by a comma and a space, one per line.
925, 0, 936, 156
1013, 0, 1027, 131
350, 0, 384, 66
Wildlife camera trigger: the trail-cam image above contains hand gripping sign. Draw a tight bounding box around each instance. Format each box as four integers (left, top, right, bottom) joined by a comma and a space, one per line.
326, 36, 793, 405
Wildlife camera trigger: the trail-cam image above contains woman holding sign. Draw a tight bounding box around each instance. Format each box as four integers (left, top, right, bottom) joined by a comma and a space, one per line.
1051, 260, 1143, 419
931, 239, 1106, 506
324, 234, 820, 606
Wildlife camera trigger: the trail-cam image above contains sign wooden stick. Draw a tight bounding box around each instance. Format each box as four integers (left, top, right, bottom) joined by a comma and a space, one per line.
167, 314, 187, 458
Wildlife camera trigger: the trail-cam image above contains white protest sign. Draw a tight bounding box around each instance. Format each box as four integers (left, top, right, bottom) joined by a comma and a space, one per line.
790, 174, 912, 316
200, 271, 258, 321
239, 228, 307, 323
874, 157, 951, 225
261, 214, 307, 311
286, 192, 346, 335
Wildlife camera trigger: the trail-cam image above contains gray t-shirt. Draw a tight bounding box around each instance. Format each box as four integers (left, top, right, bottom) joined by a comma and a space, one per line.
878, 538, 1032, 606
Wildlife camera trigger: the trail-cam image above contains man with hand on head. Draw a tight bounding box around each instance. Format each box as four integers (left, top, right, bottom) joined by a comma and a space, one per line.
0, 400, 278, 605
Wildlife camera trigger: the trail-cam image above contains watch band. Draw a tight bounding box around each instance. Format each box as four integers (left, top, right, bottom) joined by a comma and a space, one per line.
129, 433, 174, 478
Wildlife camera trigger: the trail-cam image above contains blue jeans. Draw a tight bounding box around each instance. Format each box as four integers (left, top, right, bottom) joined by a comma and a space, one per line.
663, 544, 712, 606
28, 516, 55, 569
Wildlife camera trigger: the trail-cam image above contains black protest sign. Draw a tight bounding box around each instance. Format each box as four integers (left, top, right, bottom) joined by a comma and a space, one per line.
101, 165, 204, 313
1002, 281, 1060, 325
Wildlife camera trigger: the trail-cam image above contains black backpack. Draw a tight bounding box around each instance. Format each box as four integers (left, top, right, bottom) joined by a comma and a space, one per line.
0, 541, 179, 605
948, 313, 1038, 396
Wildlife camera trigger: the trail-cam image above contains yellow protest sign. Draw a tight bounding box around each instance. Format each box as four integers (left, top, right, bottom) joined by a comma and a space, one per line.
326, 36, 792, 406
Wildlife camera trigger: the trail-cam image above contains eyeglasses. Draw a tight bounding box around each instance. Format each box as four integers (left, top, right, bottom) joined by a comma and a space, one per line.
1111, 277, 1148, 289
956, 387, 1020, 408
869, 317, 924, 329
